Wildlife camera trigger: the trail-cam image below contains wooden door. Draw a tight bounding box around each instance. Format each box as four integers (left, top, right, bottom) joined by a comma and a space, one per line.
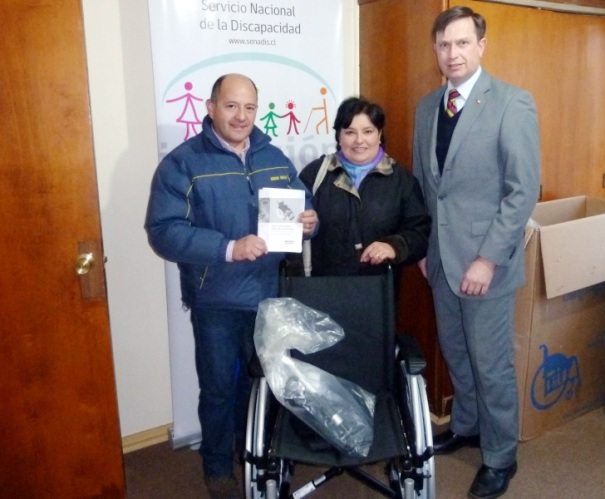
453, 0, 605, 200
359, 0, 454, 418
0, 1, 125, 497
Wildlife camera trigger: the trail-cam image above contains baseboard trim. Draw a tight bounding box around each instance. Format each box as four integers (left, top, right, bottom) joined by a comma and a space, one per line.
122, 424, 172, 454
122, 413, 450, 454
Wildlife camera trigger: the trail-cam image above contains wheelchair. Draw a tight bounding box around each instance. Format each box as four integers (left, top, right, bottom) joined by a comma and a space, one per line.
244, 265, 435, 498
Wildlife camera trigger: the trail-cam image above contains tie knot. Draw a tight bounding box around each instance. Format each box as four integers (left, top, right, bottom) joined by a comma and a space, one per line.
448, 89, 460, 100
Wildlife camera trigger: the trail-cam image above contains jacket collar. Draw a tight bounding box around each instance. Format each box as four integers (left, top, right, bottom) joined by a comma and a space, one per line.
326, 152, 395, 198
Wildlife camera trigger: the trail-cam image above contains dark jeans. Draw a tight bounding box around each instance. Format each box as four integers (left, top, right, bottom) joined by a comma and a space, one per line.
190, 308, 256, 478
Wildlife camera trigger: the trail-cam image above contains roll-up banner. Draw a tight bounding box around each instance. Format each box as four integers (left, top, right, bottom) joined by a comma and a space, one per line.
147, 0, 348, 448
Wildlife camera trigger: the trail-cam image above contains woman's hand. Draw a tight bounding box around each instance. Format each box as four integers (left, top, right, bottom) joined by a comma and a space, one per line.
299, 209, 319, 236
360, 242, 396, 265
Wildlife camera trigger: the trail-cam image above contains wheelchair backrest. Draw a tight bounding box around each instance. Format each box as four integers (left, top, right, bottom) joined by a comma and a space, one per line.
279, 268, 396, 396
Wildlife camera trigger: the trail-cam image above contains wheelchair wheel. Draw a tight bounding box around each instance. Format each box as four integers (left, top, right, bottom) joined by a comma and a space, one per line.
410, 373, 435, 499
398, 366, 435, 499
244, 378, 290, 499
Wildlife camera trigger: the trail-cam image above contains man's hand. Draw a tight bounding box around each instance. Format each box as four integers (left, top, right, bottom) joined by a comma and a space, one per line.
460, 256, 496, 295
299, 209, 319, 236
418, 257, 428, 279
232, 235, 268, 261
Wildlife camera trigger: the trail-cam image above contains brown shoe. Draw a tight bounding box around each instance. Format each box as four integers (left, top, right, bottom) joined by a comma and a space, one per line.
204, 474, 241, 499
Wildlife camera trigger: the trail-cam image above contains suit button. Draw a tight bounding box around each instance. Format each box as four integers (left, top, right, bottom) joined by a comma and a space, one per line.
438, 194, 446, 200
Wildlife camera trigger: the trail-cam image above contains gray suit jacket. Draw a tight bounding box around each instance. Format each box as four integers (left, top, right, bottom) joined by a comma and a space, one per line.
412, 70, 540, 299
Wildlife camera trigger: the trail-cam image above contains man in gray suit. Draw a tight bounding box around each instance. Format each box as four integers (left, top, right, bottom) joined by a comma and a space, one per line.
412, 6, 540, 499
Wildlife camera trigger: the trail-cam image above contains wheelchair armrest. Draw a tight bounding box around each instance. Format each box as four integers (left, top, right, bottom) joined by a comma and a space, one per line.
396, 333, 427, 376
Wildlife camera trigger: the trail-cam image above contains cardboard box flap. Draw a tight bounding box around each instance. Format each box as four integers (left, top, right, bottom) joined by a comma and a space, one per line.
523, 221, 538, 249
532, 196, 586, 226
587, 197, 605, 217
540, 214, 605, 298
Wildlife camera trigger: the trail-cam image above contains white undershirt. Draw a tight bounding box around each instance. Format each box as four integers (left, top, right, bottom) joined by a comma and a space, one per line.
444, 66, 482, 112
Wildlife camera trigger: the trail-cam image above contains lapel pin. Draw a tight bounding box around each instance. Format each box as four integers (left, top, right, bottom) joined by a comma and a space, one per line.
476, 100, 481, 104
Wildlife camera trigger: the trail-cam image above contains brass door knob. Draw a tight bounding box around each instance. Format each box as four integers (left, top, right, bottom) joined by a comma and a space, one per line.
76, 253, 95, 275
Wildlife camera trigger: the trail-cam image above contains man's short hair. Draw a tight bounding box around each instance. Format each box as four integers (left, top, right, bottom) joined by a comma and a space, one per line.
431, 6, 486, 42
209, 74, 258, 101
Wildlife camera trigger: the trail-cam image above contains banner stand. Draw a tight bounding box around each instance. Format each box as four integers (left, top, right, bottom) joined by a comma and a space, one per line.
147, 0, 348, 449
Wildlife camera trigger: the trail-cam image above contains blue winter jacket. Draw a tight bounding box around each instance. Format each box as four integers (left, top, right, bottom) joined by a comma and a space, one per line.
145, 115, 313, 310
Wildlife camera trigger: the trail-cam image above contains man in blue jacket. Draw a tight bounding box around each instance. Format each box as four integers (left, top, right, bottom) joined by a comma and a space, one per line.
145, 73, 318, 499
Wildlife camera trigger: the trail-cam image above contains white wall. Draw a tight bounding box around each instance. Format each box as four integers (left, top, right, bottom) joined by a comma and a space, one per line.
82, 0, 172, 437
81, 0, 359, 438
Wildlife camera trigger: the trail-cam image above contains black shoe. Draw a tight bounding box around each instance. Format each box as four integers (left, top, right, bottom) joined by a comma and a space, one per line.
204, 474, 241, 499
468, 461, 517, 499
433, 429, 480, 455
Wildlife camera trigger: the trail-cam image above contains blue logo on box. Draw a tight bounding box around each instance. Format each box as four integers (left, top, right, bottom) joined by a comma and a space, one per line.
531, 344, 581, 410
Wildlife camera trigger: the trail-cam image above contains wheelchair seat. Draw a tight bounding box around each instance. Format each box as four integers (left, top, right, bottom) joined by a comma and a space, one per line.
244, 266, 435, 498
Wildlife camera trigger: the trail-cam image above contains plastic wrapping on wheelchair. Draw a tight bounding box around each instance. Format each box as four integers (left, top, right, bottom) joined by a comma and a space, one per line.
255, 296, 377, 457
272, 390, 407, 466
268, 271, 408, 466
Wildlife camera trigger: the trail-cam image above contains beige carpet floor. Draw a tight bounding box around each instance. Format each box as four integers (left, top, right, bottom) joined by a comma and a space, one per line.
124, 407, 605, 498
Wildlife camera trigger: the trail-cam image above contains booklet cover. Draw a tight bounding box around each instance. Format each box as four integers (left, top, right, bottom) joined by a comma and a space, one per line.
258, 188, 305, 253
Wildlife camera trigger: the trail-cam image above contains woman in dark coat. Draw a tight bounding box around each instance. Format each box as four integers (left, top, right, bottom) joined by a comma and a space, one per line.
298, 96, 431, 279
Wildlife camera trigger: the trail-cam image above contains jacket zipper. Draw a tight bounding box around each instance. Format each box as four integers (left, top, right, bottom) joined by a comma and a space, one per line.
199, 266, 208, 289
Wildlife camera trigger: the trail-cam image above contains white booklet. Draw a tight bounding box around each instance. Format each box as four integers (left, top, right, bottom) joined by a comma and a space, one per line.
258, 188, 305, 253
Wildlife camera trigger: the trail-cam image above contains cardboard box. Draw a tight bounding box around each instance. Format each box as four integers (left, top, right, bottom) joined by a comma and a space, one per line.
515, 196, 605, 441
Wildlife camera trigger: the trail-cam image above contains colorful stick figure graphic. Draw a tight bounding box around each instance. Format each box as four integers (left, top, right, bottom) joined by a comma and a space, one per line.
166, 82, 204, 141
304, 87, 329, 134
260, 102, 280, 137
281, 100, 301, 135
